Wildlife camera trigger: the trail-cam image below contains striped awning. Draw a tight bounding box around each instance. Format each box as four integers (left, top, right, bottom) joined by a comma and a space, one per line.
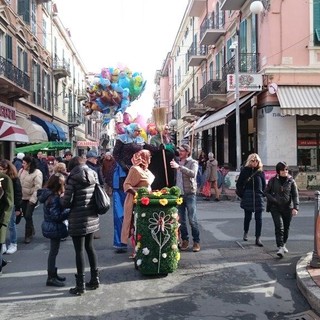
277, 86, 320, 116
194, 93, 254, 133
0, 120, 29, 143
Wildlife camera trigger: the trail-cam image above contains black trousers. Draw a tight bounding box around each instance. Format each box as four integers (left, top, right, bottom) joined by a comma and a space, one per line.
72, 233, 97, 274
271, 207, 292, 247
48, 238, 61, 273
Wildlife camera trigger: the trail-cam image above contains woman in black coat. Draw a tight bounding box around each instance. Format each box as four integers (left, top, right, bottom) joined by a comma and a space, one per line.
61, 156, 100, 296
236, 153, 266, 247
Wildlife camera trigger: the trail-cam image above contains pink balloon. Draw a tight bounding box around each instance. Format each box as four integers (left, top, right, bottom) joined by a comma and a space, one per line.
133, 114, 147, 130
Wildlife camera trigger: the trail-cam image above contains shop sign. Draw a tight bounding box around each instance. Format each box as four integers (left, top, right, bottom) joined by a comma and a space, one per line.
0, 103, 16, 123
76, 141, 99, 147
298, 139, 318, 146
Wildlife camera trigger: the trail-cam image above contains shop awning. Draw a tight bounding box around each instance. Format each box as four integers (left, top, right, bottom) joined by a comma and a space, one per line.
184, 114, 207, 138
16, 117, 48, 143
14, 141, 71, 154
30, 115, 67, 141
277, 86, 320, 116
194, 93, 254, 133
0, 120, 29, 143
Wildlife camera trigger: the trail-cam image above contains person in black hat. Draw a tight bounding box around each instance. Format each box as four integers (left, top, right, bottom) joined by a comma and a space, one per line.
265, 161, 299, 258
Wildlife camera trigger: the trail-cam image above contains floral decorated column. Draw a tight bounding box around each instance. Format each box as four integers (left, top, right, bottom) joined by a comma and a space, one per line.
134, 186, 182, 275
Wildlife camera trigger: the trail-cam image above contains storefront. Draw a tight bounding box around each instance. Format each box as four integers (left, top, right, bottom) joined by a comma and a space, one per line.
0, 103, 29, 160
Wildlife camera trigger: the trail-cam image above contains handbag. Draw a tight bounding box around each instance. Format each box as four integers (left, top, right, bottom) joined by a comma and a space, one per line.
201, 181, 211, 198
236, 171, 258, 198
94, 184, 110, 215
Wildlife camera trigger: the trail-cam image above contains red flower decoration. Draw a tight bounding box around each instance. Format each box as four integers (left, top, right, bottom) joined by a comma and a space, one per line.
141, 197, 150, 206
137, 233, 142, 241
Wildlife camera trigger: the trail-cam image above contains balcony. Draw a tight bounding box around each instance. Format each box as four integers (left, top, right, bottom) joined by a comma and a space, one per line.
53, 57, 71, 79
0, 56, 30, 99
186, 0, 207, 17
199, 79, 227, 109
187, 43, 207, 67
77, 89, 88, 101
220, 0, 247, 11
186, 97, 207, 116
200, 13, 225, 46
68, 112, 81, 128
222, 53, 260, 82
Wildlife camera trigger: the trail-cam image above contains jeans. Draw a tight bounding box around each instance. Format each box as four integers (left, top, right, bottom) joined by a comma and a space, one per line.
48, 238, 61, 273
271, 207, 292, 247
178, 194, 200, 243
244, 210, 262, 238
72, 233, 98, 274
8, 208, 17, 244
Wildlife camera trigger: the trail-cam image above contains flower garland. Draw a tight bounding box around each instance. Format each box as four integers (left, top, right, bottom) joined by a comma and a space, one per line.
134, 186, 182, 275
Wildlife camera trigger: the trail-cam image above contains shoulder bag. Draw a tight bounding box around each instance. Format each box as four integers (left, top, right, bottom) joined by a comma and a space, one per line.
94, 184, 110, 215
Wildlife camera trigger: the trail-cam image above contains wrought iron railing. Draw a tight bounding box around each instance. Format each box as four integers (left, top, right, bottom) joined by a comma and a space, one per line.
187, 96, 204, 113
68, 112, 81, 127
200, 79, 226, 100
187, 42, 208, 61
53, 57, 70, 74
222, 53, 260, 82
200, 11, 225, 40
0, 56, 30, 91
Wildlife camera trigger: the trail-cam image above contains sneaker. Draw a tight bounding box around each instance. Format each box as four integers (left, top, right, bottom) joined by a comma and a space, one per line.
6, 243, 17, 255
180, 240, 189, 251
277, 247, 285, 258
1, 244, 7, 254
193, 242, 201, 252
283, 244, 289, 253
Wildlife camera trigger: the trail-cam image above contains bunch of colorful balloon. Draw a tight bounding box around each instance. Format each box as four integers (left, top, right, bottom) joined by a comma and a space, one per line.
83, 66, 147, 126
114, 112, 158, 143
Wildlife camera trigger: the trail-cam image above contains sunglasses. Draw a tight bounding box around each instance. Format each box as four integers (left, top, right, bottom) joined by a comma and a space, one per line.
281, 168, 289, 171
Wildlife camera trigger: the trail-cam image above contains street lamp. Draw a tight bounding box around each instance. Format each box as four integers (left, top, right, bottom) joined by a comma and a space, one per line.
230, 38, 241, 171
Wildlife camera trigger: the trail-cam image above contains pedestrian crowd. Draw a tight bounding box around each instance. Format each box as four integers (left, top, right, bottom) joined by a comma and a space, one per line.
0, 123, 299, 295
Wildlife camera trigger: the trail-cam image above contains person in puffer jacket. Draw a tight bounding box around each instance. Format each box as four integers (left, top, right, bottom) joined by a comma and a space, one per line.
265, 161, 299, 258
60, 156, 100, 296
38, 173, 69, 288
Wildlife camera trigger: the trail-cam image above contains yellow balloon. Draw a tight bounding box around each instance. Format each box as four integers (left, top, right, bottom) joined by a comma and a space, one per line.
140, 128, 147, 142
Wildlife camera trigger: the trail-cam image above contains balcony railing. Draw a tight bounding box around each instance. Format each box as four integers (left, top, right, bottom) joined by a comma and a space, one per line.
187, 43, 208, 67
0, 56, 30, 92
222, 53, 260, 82
199, 79, 227, 109
53, 57, 71, 79
200, 12, 225, 46
186, 96, 207, 116
68, 112, 82, 128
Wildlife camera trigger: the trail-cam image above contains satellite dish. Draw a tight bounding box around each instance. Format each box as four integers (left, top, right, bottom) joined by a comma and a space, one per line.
268, 83, 278, 94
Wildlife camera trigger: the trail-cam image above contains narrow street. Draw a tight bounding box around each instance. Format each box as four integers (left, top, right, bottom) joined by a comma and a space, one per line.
0, 199, 317, 320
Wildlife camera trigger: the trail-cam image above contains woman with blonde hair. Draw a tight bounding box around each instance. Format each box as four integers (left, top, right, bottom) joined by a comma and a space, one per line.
236, 153, 266, 246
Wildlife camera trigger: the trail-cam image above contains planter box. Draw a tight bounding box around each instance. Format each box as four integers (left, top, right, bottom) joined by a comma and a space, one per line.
134, 187, 182, 275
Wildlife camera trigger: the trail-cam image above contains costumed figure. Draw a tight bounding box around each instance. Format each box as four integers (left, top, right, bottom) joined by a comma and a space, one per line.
149, 125, 176, 190
121, 150, 154, 256
112, 123, 147, 252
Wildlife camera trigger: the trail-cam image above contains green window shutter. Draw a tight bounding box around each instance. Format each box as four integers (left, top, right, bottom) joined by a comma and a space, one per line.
18, 0, 30, 25
314, 1, 320, 45
5, 35, 12, 62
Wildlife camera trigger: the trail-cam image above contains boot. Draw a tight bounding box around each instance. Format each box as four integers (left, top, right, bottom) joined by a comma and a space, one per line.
86, 269, 100, 290
54, 268, 66, 282
243, 232, 248, 241
69, 274, 86, 296
46, 271, 65, 287
24, 226, 33, 244
255, 237, 263, 247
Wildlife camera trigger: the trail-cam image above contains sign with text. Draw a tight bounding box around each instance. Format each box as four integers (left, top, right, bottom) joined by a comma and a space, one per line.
227, 74, 263, 92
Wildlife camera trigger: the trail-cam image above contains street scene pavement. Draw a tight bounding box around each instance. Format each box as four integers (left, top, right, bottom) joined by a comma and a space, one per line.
1, 197, 320, 320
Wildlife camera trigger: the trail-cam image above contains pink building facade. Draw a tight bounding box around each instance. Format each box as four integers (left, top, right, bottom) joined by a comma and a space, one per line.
156, 0, 320, 187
